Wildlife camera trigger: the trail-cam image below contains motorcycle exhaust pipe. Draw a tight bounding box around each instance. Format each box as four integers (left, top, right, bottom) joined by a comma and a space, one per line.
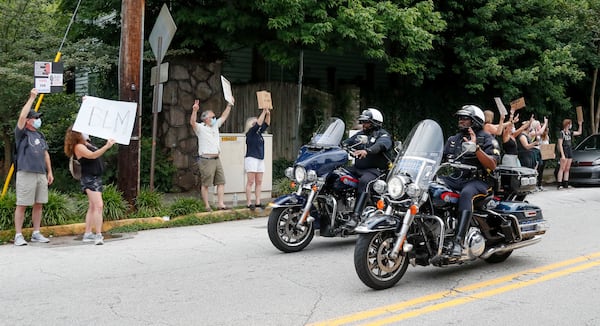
480, 235, 543, 259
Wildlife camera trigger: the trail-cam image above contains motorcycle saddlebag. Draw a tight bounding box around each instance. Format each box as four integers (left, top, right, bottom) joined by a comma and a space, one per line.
494, 166, 537, 195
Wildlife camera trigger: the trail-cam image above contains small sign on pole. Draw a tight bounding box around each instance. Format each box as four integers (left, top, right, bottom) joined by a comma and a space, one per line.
150, 62, 169, 86
34, 61, 63, 94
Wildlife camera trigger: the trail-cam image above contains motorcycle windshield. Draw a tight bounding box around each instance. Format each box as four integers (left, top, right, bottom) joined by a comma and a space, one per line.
308, 118, 346, 148
390, 119, 444, 192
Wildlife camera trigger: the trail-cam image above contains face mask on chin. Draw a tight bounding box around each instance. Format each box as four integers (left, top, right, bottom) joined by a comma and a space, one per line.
211, 117, 217, 125
32, 119, 42, 129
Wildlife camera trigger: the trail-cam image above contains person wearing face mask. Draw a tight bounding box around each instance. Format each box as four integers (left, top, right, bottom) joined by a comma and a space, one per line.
556, 118, 583, 189
13, 88, 53, 246
190, 98, 233, 211
442, 105, 500, 257
244, 107, 271, 210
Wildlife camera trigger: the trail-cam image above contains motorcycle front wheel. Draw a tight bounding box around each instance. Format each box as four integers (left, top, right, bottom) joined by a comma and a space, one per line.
354, 231, 409, 290
267, 207, 314, 253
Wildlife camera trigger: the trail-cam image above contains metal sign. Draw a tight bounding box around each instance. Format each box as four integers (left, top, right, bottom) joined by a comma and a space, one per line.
150, 62, 169, 86
149, 4, 177, 62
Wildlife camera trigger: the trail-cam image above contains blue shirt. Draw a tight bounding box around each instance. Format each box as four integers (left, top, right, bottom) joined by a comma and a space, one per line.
245, 122, 269, 159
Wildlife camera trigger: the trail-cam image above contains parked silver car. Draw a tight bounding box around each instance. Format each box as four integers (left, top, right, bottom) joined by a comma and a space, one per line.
568, 133, 600, 185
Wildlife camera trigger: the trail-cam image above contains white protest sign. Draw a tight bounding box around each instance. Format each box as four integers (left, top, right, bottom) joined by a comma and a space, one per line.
494, 97, 508, 116
72, 96, 137, 145
221, 75, 234, 105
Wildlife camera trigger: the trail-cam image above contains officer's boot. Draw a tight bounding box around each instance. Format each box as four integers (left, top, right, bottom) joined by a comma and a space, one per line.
450, 210, 472, 257
346, 192, 368, 229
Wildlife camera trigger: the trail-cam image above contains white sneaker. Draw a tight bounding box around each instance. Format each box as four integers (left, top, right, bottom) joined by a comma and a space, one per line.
94, 234, 104, 245
30, 232, 50, 243
14, 234, 27, 246
82, 233, 95, 243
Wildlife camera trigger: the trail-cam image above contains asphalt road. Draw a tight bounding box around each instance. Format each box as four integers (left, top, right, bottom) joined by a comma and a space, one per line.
0, 187, 599, 326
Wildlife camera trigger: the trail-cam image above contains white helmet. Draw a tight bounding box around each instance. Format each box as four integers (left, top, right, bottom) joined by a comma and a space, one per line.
455, 105, 485, 129
358, 108, 384, 127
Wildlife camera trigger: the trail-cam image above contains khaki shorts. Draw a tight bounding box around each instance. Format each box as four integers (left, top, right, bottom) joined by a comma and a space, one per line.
16, 171, 49, 206
198, 157, 225, 186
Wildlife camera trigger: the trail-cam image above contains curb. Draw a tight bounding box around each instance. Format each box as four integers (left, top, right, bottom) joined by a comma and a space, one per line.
0, 207, 271, 241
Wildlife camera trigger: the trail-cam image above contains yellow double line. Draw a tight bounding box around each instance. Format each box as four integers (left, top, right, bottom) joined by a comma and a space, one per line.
310, 252, 600, 326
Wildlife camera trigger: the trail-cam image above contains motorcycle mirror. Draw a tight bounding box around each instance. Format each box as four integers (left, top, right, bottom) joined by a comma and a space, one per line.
395, 141, 403, 152
462, 141, 477, 153
357, 135, 368, 144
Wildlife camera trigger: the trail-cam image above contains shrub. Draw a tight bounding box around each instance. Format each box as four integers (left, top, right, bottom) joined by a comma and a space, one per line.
272, 158, 294, 180
168, 197, 206, 217
0, 190, 16, 230
272, 177, 294, 197
129, 187, 167, 218
101, 184, 130, 220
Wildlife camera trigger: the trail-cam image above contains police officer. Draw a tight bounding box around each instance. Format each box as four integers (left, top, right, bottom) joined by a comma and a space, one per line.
342, 108, 393, 228
442, 105, 500, 257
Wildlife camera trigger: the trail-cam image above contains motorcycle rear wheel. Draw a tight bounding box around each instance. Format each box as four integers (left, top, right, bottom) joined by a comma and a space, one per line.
354, 231, 409, 290
267, 207, 314, 253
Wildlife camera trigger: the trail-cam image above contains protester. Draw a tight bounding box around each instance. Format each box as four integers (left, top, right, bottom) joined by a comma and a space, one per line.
64, 125, 115, 245
500, 112, 525, 167
244, 107, 271, 210
190, 98, 233, 210
556, 118, 583, 189
528, 117, 548, 190
538, 125, 552, 190
441, 105, 500, 257
516, 115, 539, 169
483, 109, 506, 137
13, 88, 53, 246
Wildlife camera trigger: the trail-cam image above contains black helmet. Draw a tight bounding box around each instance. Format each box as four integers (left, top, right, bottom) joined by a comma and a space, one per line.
358, 108, 384, 127
455, 105, 485, 129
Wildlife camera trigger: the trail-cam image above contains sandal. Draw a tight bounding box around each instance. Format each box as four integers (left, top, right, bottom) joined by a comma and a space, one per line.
218, 206, 229, 210
247, 204, 256, 210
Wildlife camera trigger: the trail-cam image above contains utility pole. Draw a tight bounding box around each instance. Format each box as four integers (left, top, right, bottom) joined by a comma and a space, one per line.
118, 0, 145, 205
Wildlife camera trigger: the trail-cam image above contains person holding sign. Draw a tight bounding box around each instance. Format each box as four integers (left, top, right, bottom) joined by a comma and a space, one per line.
190, 98, 233, 211
64, 125, 115, 245
13, 88, 53, 246
556, 118, 583, 189
244, 107, 271, 210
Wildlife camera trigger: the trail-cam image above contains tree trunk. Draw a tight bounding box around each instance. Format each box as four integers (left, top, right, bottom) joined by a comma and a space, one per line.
118, 0, 144, 206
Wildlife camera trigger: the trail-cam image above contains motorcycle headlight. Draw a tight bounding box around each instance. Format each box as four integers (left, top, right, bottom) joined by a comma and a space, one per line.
307, 170, 317, 182
373, 180, 387, 195
387, 176, 406, 199
406, 183, 420, 197
294, 166, 306, 183
285, 167, 294, 180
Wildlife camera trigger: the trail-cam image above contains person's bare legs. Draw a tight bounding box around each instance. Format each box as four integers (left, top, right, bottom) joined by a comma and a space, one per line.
254, 172, 263, 206
557, 157, 567, 183
563, 158, 572, 185
246, 172, 256, 206
86, 189, 104, 233
14, 205, 26, 234
201, 185, 211, 210
31, 203, 43, 231
217, 184, 225, 208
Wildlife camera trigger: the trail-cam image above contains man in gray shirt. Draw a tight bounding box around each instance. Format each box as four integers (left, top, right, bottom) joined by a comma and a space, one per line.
13, 88, 54, 246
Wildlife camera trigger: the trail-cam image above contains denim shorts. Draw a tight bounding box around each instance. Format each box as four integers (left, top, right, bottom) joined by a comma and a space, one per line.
80, 175, 103, 193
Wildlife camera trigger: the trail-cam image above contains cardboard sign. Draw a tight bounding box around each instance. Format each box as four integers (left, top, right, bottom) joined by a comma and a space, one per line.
494, 97, 508, 116
540, 143, 556, 160
72, 96, 137, 145
220, 75, 234, 105
256, 91, 273, 109
576, 106, 583, 123
510, 97, 526, 111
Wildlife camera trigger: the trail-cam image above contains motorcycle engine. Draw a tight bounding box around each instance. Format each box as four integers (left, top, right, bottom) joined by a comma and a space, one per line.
465, 227, 485, 259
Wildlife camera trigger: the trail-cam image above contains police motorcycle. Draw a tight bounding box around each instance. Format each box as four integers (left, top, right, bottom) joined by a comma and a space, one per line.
353, 119, 548, 290
268, 117, 387, 253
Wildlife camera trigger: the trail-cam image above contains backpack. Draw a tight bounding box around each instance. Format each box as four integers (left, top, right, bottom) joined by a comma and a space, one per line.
69, 156, 82, 180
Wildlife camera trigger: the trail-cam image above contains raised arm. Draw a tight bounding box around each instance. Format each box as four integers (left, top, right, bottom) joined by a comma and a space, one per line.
573, 121, 583, 136
190, 99, 199, 132
17, 88, 38, 129
219, 98, 234, 123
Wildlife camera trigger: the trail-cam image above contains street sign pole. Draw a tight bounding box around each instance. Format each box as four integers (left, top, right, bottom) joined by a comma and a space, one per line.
149, 37, 162, 191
